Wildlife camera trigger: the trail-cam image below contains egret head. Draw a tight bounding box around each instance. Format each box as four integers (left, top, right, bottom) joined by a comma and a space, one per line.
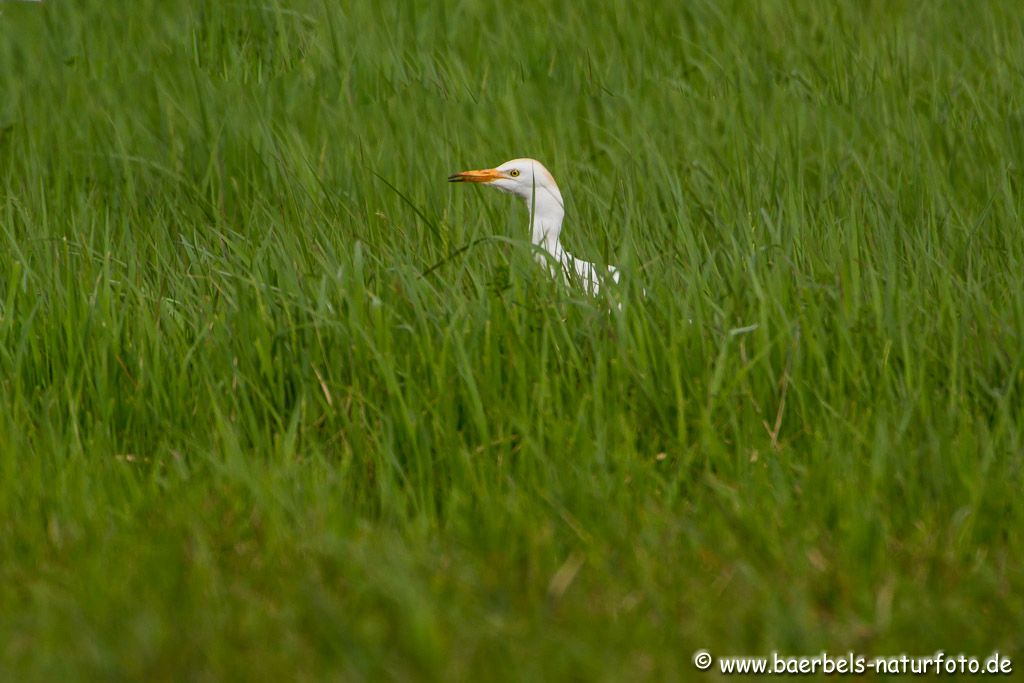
448, 158, 562, 204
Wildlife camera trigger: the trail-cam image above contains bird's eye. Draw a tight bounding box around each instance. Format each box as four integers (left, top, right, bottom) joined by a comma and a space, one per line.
509, 169, 520, 177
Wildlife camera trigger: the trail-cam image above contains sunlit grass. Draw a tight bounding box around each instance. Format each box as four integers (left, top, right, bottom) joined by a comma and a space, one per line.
1, 0, 1023, 679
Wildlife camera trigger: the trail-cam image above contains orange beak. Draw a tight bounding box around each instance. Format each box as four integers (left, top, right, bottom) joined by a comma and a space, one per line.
448, 168, 503, 183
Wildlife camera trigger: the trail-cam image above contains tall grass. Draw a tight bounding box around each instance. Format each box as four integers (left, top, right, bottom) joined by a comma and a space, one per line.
1, 0, 1022, 679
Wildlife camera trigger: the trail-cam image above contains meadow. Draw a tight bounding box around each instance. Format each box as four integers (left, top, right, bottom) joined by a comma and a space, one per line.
1, 0, 1023, 679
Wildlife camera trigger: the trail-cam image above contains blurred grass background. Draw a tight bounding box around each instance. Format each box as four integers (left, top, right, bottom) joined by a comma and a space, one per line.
1, 0, 1023, 679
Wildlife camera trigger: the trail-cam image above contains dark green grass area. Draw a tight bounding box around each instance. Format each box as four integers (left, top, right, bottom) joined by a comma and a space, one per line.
2, 0, 1023, 679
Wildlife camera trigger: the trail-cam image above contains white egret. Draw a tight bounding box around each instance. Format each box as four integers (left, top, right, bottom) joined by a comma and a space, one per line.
448, 158, 621, 295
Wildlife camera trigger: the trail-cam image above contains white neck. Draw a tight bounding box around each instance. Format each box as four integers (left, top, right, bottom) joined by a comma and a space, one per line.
524, 185, 566, 261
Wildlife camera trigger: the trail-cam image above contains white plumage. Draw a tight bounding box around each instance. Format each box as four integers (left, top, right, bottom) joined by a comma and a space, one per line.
449, 158, 620, 295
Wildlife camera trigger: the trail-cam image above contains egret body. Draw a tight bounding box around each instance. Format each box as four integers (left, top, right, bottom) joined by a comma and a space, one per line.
449, 158, 620, 294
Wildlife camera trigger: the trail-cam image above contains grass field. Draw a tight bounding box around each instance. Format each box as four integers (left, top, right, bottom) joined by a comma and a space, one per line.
2, 0, 1023, 679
